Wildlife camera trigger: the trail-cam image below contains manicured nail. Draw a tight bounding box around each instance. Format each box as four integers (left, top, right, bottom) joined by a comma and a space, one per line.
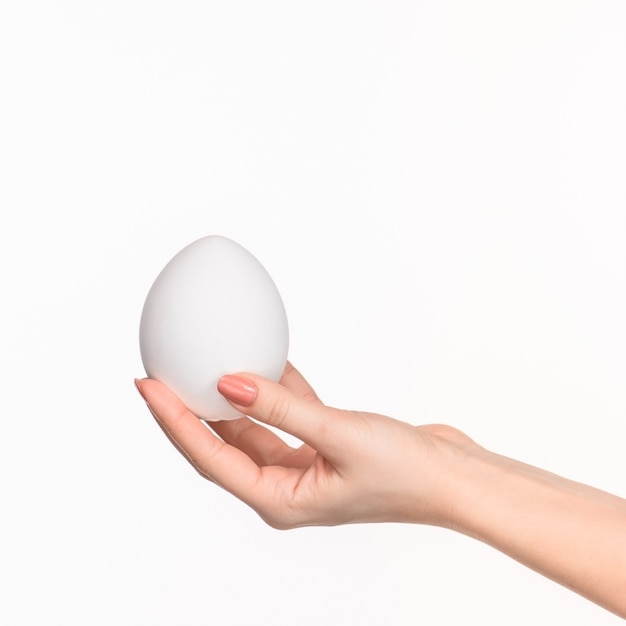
135, 378, 146, 400
135, 379, 153, 411
218, 375, 257, 406
135, 378, 162, 423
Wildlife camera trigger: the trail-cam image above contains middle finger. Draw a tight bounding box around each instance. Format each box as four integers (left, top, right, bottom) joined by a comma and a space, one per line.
210, 416, 316, 468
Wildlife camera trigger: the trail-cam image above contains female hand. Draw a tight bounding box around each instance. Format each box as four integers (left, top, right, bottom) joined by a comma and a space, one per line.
135, 362, 478, 529
136, 363, 626, 617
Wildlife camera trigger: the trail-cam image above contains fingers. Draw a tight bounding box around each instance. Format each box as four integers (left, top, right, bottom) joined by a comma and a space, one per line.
217, 373, 349, 463
279, 361, 323, 404
210, 361, 320, 466
135, 378, 264, 500
209, 417, 316, 468
210, 361, 320, 467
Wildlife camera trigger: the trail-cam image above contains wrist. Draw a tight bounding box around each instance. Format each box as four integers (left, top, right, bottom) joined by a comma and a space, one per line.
400, 426, 496, 529
441, 445, 516, 537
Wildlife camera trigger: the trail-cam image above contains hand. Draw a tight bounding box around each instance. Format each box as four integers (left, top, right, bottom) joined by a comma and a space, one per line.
135, 363, 478, 529
136, 363, 626, 617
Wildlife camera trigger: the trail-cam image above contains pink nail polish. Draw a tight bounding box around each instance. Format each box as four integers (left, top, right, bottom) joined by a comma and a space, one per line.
218, 375, 257, 406
135, 378, 146, 401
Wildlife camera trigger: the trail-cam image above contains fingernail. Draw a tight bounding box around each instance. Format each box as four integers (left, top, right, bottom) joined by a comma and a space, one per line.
135, 378, 149, 404
217, 375, 257, 406
135, 378, 162, 424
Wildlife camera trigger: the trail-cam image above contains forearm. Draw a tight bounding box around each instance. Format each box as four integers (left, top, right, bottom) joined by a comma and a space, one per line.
445, 449, 626, 617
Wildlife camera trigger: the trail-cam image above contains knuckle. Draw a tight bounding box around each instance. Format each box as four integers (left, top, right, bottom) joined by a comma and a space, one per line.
189, 436, 225, 478
264, 394, 292, 429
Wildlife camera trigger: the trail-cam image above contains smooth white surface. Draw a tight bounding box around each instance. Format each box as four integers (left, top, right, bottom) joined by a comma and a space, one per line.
1, 2, 625, 624
140, 235, 288, 420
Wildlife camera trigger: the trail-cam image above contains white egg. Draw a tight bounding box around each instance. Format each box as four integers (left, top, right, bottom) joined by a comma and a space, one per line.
139, 235, 289, 421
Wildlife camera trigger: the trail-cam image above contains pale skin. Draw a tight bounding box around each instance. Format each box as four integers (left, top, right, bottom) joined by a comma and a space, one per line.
135, 363, 626, 618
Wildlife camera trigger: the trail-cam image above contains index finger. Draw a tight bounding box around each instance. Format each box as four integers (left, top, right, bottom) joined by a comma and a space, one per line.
136, 378, 264, 500
279, 361, 323, 404
217, 373, 351, 465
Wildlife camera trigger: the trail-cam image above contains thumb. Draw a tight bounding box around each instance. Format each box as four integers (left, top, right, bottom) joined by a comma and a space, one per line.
217, 373, 348, 459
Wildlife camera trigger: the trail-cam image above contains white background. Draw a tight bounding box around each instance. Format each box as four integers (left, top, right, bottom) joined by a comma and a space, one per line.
1, 1, 625, 624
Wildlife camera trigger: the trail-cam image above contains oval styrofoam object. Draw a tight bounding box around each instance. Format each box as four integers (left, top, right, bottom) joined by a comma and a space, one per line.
139, 235, 289, 420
